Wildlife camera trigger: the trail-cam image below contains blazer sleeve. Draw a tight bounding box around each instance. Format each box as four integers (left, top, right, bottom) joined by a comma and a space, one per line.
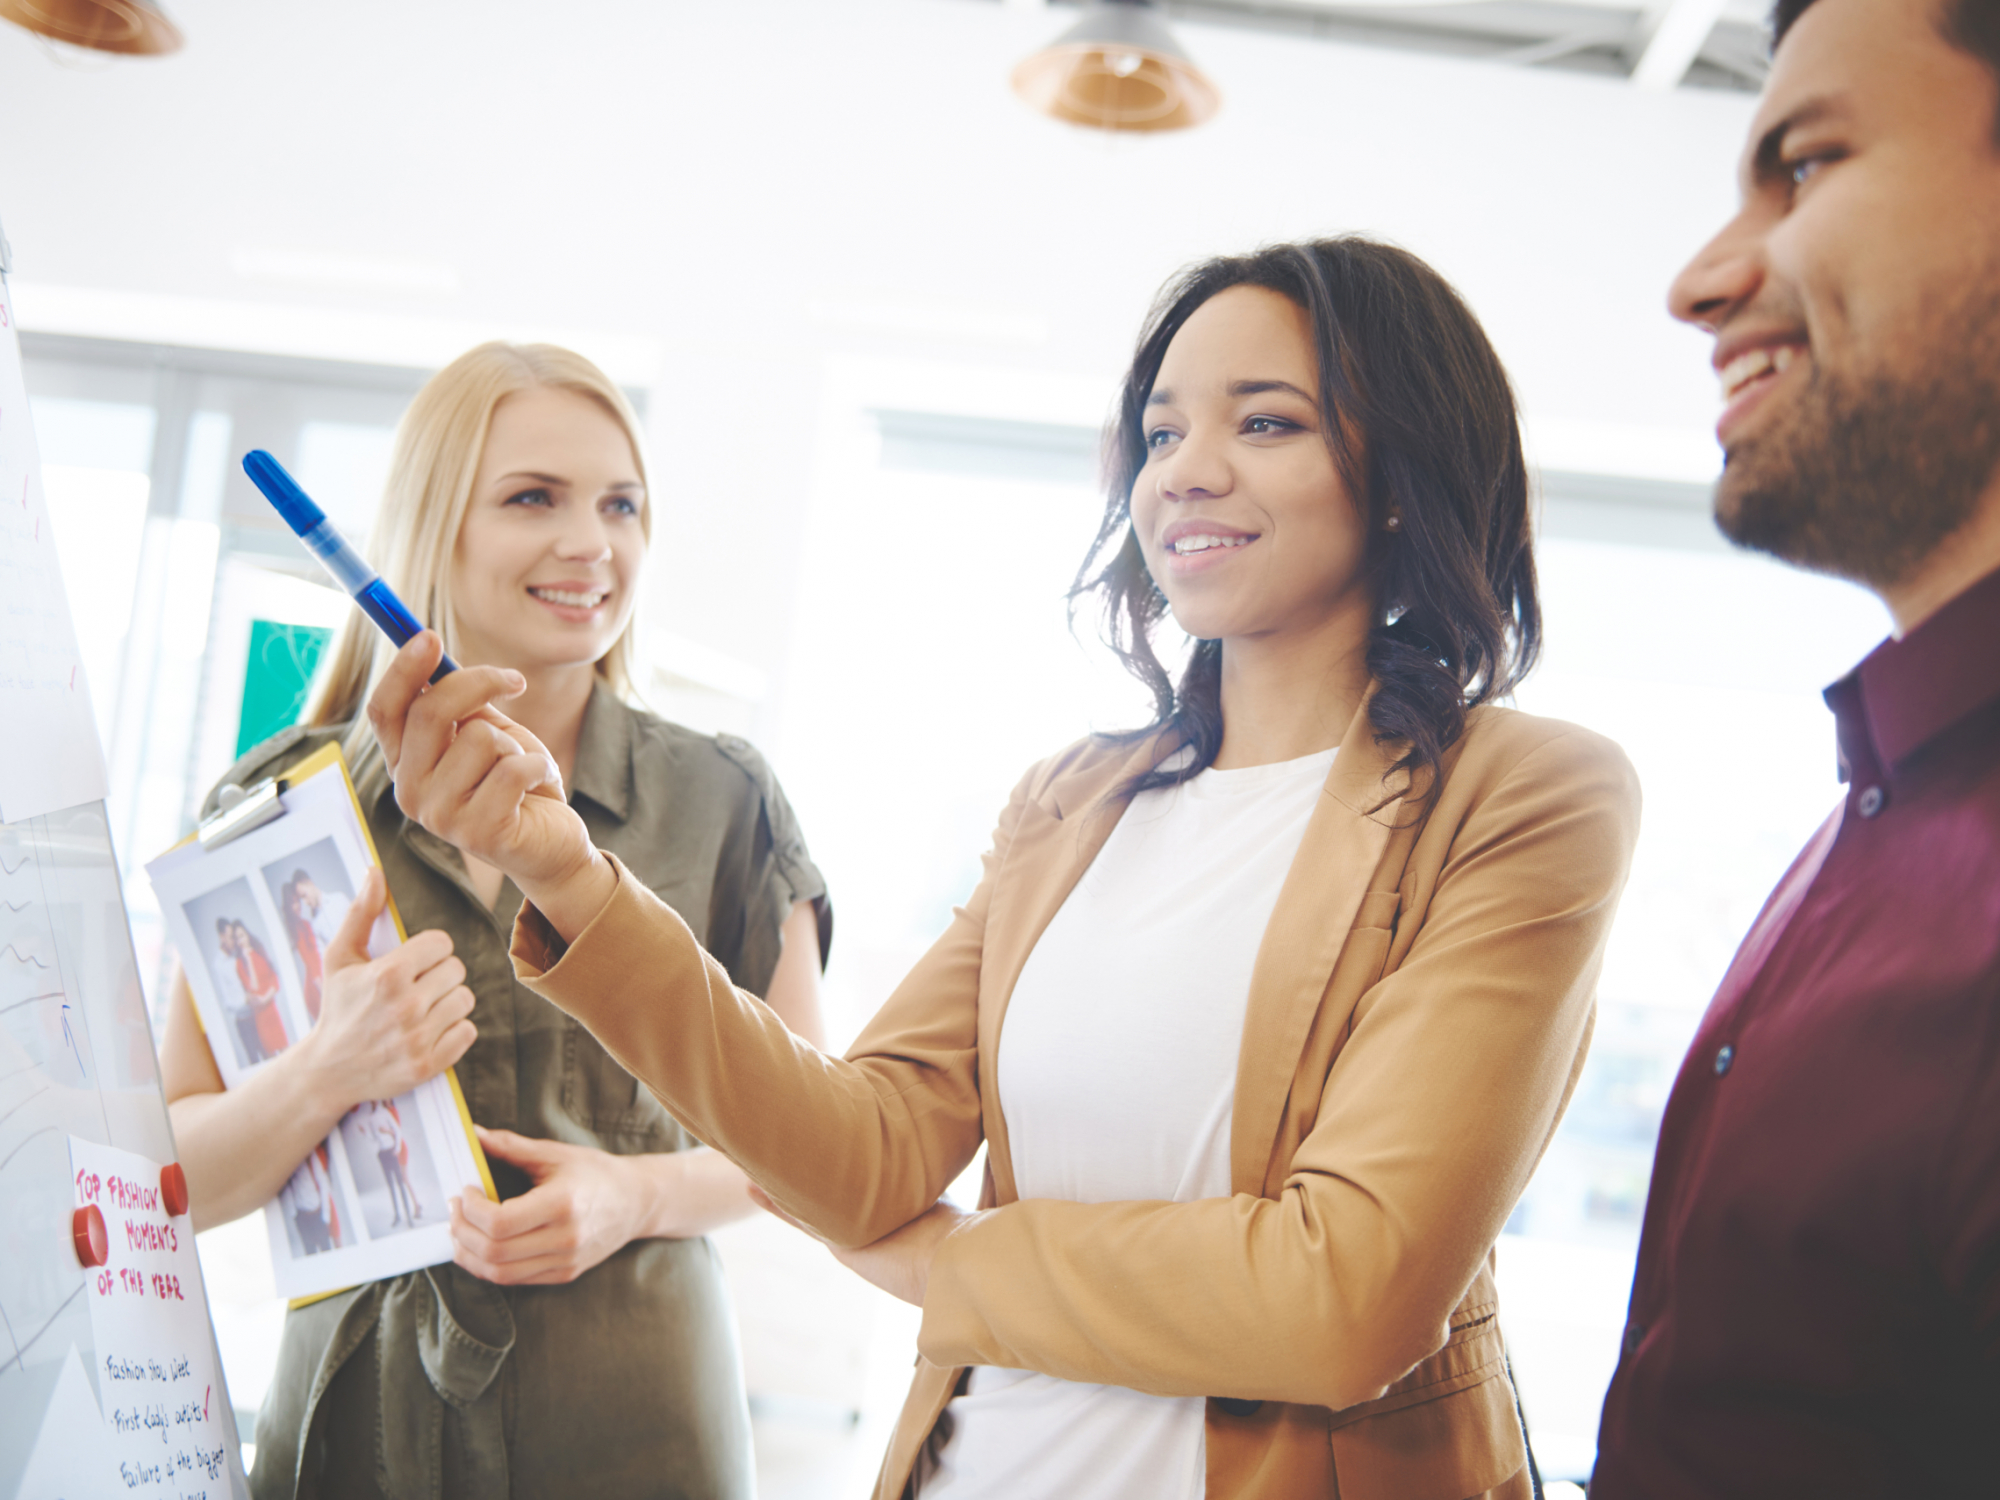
915, 726, 1640, 1412
510, 761, 1042, 1248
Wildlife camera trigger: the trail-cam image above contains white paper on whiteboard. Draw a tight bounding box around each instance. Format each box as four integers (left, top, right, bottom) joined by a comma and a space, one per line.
68, 1136, 235, 1499
0, 278, 109, 824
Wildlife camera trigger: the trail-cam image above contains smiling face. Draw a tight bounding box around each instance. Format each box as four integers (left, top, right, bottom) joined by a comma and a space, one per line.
1131, 285, 1374, 648
1669, 0, 2000, 586
448, 385, 648, 675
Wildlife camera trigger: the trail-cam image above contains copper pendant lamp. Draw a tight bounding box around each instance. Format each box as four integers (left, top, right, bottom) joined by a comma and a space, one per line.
0, 0, 181, 54
1012, 0, 1220, 134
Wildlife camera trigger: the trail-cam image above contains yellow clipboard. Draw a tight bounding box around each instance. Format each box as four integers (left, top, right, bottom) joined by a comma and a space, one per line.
162, 741, 496, 1307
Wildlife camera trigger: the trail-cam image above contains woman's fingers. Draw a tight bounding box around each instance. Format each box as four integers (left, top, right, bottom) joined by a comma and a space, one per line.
474, 708, 560, 777
426, 1015, 477, 1075
416, 717, 527, 822
320, 870, 387, 974
369, 932, 456, 1009
366, 633, 524, 794
473, 1127, 564, 1168
455, 1181, 560, 1241
398, 683, 529, 823
457, 1215, 570, 1266
451, 1226, 584, 1284
307, 925, 475, 1100
458, 755, 562, 859
400, 943, 466, 1004
408, 719, 556, 861
416, 969, 474, 1026
365, 634, 446, 771
417, 980, 475, 1048
401, 947, 474, 1075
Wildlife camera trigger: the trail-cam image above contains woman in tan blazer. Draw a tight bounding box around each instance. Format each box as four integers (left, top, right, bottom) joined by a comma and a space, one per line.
367, 237, 1640, 1500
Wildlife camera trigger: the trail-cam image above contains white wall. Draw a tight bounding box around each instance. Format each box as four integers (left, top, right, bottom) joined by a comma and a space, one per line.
0, 0, 1757, 700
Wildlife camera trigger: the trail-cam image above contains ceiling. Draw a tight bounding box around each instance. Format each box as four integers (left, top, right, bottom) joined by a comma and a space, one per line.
1001, 0, 1773, 91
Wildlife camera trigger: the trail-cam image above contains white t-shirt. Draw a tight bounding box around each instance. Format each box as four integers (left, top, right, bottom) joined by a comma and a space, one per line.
358, 1104, 402, 1154
208, 952, 248, 1014
309, 889, 351, 951
921, 745, 1338, 1500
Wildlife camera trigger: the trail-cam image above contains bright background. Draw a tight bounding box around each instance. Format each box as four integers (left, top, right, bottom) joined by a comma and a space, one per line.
2, 0, 1890, 1489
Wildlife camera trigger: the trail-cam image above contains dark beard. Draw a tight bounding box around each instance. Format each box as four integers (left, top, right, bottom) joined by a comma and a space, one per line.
1713, 316, 2000, 589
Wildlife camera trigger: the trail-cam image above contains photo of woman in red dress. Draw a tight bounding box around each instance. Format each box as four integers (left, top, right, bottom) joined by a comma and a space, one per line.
176, 874, 307, 1076
282, 880, 325, 1023
230, 918, 292, 1057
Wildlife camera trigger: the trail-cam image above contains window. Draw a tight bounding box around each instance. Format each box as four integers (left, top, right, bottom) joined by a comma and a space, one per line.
1504, 526, 1886, 1476
22, 336, 429, 1011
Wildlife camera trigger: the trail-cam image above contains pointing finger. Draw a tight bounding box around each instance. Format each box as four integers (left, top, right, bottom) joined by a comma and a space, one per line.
321, 869, 387, 974
365, 633, 445, 773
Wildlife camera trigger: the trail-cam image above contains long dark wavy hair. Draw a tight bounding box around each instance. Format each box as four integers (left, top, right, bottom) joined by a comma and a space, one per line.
1073, 236, 1541, 802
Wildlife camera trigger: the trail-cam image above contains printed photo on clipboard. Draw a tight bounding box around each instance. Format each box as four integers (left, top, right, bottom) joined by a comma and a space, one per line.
146, 742, 494, 1300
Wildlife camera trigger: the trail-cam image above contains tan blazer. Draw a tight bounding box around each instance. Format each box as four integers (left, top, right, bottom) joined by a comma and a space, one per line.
515, 695, 1640, 1500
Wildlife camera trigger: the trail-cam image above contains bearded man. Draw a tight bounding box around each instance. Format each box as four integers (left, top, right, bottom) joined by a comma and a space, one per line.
1591, 0, 2000, 1493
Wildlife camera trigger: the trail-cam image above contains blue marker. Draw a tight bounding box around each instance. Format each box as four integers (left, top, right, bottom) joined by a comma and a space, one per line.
242, 450, 457, 682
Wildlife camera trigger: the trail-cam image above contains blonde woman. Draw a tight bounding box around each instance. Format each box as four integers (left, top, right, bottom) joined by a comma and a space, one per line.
160, 342, 830, 1500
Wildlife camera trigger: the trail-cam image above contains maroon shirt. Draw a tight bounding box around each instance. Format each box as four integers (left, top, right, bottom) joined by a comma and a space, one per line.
1593, 565, 2000, 1497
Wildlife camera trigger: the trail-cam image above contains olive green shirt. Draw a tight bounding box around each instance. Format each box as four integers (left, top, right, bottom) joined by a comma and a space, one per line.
207, 684, 829, 1500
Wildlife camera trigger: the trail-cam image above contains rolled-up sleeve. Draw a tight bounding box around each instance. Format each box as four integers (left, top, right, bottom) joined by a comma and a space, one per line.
512, 764, 1046, 1248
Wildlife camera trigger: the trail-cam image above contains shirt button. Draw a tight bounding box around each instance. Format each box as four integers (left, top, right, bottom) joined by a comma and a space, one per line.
1714, 1043, 1735, 1076
1622, 1322, 1646, 1355
1857, 785, 1886, 818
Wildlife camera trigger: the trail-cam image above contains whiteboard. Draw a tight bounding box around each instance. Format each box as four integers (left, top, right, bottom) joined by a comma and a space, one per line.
0, 220, 249, 1499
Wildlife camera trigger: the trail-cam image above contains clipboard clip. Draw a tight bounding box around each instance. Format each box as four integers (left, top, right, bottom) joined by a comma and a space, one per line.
197, 776, 290, 851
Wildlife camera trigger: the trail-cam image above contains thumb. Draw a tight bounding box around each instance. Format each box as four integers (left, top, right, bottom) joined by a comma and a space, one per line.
322, 870, 387, 974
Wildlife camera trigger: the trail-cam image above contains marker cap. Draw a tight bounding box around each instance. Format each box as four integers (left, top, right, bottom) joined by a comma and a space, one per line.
244, 449, 328, 535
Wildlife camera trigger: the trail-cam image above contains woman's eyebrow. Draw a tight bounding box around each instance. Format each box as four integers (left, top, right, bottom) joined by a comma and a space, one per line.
1148, 379, 1314, 406
494, 470, 567, 487
1229, 379, 1314, 401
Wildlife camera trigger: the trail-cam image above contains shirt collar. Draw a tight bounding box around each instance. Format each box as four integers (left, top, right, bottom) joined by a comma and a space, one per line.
567, 678, 634, 824
1824, 563, 2000, 780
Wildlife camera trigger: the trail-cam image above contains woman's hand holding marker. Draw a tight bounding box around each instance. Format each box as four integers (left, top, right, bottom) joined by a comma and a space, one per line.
367, 631, 617, 943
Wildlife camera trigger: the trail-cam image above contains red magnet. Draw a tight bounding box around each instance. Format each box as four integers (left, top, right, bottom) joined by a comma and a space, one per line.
160, 1162, 189, 1218
72, 1204, 107, 1268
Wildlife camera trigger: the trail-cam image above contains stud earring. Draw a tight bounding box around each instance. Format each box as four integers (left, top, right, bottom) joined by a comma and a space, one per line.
1385, 514, 1402, 531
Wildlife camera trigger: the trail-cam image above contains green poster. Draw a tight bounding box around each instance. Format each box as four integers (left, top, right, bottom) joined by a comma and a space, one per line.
236, 619, 335, 757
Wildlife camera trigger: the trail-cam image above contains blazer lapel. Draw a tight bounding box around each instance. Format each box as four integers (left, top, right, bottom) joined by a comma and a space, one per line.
975, 735, 1165, 1205
1229, 697, 1402, 1194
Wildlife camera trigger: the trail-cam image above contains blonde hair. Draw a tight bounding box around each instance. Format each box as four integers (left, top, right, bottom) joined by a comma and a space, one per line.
308, 342, 651, 741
